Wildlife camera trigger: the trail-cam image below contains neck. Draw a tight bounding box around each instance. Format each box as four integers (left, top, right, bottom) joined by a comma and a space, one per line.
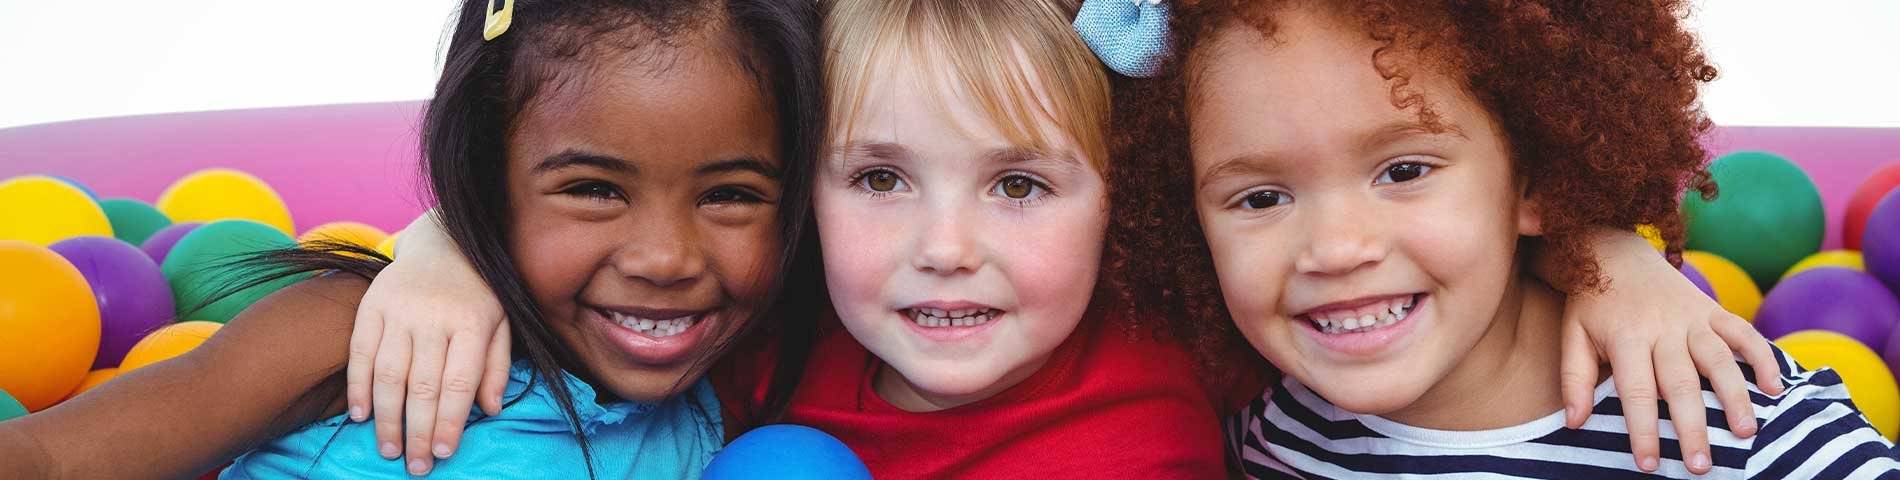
874, 353, 1055, 412
1380, 273, 1570, 430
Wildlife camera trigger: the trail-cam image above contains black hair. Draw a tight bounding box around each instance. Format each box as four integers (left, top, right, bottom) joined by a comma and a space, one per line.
224, 0, 822, 475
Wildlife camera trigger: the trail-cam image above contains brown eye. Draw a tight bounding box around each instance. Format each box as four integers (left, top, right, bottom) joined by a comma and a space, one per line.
1241, 190, 1289, 210
1377, 163, 1433, 184
865, 171, 899, 192
1000, 177, 1033, 199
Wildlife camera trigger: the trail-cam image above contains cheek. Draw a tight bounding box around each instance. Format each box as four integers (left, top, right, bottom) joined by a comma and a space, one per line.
1203, 219, 1291, 333
508, 201, 607, 311
1002, 196, 1107, 310
814, 189, 896, 309
708, 217, 782, 306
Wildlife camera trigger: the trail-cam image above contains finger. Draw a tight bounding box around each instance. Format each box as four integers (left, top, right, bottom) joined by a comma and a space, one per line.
346, 309, 384, 423
1691, 327, 1757, 438
1654, 335, 1712, 475
1712, 312, 1784, 395
432, 332, 487, 460
1609, 343, 1663, 472
370, 330, 411, 461
477, 323, 512, 416
404, 330, 449, 476
1559, 318, 1601, 429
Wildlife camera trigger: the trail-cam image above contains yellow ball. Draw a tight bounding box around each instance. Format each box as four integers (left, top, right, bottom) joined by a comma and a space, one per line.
376, 231, 401, 259
1775, 330, 1900, 441
1684, 250, 1763, 321
156, 169, 295, 237
0, 240, 102, 412
1637, 224, 1666, 252
65, 368, 119, 400
119, 321, 223, 372
299, 221, 389, 250
1782, 250, 1866, 282
0, 175, 114, 246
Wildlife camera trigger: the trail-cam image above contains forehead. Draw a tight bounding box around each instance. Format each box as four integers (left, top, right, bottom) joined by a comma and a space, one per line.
843, 42, 1089, 164
511, 32, 779, 171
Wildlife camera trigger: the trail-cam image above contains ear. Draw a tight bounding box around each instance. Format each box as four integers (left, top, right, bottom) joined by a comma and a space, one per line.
1517, 186, 1545, 237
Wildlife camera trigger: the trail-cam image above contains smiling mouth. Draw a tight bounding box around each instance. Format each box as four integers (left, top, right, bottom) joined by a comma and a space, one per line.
901, 307, 1003, 328
593, 307, 706, 338
1298, 294, 1420, 335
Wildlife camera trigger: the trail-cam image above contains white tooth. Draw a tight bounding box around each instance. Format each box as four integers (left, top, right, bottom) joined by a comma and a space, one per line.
1356, 315, 1372, 329
1318, 318, 1333, 329
1341, 317, 1358, 329
927, 308, 944, 317
958, 318, 972, 327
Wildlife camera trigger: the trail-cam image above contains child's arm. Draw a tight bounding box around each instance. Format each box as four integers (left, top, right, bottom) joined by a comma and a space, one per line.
0, 275, 364, 479
1547, 227, 1784, 475
346, 210, 510, 473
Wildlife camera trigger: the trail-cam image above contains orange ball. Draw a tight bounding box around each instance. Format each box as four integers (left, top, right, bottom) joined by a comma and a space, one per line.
65, 368, 120, 400
298, 221, 389, 250
0, 240, 102, 411
119, 321, 223, 372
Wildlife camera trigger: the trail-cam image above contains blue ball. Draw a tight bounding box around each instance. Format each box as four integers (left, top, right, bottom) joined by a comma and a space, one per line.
703, 425, 871, 480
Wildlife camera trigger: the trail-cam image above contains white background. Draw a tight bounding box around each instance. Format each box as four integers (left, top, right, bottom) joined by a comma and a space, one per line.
0, 1, 1894, 129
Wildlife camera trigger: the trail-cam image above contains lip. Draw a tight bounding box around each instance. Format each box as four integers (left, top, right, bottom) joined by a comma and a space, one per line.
1294, 293, 1427, 358
1293, 293, 1418, 318
897, 300, 1004, 343
584, 304, 716, 366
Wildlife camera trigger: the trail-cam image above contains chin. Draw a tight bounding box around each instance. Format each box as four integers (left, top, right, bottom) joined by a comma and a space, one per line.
891, 359, 1013, 398
1299, 372, 1428, 415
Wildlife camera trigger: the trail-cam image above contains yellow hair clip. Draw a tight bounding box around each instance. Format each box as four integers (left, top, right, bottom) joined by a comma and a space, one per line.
483, 0, 515, 41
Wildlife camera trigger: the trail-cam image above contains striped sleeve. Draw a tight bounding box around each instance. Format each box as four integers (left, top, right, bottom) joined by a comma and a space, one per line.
1748, 346, 1900, 479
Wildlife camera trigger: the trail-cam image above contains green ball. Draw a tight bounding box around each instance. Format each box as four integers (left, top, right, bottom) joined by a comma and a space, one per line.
0, 388, 27, 420
159, 219, 305, 324
1683, 151, 1824, 289
99, 198, 174, 246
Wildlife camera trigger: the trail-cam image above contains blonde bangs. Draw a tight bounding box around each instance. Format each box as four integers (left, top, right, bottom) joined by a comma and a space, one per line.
824, 0, 1112, 172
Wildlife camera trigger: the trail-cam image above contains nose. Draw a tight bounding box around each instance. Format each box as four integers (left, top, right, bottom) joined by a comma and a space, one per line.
609, 213, 706, 288
1293, 195, 1389, 276
911, 199, 982, 276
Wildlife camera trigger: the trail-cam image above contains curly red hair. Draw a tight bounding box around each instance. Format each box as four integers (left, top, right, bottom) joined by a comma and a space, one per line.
1103, 0, 1719, 382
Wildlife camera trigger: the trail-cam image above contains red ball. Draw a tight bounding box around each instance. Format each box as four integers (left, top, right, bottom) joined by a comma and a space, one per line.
1847, 162, 1900, 251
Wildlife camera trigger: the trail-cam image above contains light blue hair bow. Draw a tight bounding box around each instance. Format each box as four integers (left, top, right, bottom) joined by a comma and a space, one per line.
1072, 0, 1172, 78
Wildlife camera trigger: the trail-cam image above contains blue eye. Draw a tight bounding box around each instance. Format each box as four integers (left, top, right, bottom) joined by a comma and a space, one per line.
1240, 190, 1291, 210
1376, 163, 1433, 184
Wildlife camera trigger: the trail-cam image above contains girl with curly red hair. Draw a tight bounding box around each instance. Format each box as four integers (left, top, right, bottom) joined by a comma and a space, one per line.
1112, 1, 1900, 477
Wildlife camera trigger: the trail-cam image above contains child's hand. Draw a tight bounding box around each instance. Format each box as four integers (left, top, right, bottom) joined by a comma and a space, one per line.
346, 211, 512, 476
1556, 229, 1784, 475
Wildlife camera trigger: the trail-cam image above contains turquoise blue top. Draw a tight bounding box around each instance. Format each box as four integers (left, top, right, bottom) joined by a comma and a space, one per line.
223, 360, 723, 479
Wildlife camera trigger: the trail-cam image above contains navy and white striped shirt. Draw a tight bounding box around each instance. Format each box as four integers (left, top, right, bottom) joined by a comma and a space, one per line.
1229, 345, 1900, 479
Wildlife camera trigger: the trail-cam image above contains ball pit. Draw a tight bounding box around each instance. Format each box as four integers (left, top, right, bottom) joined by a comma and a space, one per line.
1755, 267, 1900, 352
1781, 249, 1865, 282
66, 368, 120, 399
1866, 191, 1900, 294
299, 221, 390, 251
0, 240, 102, 412
1679, 260, 1716, 300
1683, 152, 1825, 289
120, 321, 225, 372
1777, 330, 1900, 441
49, 236, 177, 369
0, 175, 114, 246
0, 389, 27, 422
140, 222, 204, 266
1683, 251, 1763, 321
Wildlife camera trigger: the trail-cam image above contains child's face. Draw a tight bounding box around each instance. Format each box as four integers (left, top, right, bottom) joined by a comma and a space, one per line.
817, 47, 1108, 409
1188, 9, 1538, 415
505, 38, 782, 403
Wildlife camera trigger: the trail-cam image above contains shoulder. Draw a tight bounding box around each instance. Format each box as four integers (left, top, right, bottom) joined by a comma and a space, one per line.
1745, 344, 1900, 477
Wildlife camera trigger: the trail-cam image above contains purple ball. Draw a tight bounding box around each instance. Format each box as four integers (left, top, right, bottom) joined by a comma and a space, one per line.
1680, 261, 1717, 300
1867, 190, 1900, 294
1756, 267, 1900, 352
139, 222, 203, 265
49, 236, 178, 369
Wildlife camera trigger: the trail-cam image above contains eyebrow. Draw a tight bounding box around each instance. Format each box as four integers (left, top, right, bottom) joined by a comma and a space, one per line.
1198, 154, 1278, 189
831, 141, 912, 171
984, 146, 1084, 172
1357, 120, 1467, 154
531, 149, 636, 175
698, 157, 781, 179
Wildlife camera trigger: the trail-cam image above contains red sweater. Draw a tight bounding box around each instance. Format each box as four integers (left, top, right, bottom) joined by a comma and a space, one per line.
718, 312, 1229, 479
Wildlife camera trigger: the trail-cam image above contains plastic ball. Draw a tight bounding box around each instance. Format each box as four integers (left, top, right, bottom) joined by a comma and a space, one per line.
1683, 251, 1763, 321
140, 222, 204, 266
1680, 261, 1717, 300
99, 198, 175, 246
1637, 224, 1666, 252
49, 236, 177, 369
120, 321, 223, 372
299, 221, 389, 251
1755, 267, 1900, 352
1845, 163, 1900, 251
46, 174, 100, 201
156, 168, 296, 237
1782, 250, 1865, 282
0, 240, 102, 411
1777, 330, 1900, 440
376, 231, 401, 259
0, 389, 27, 421
0, 175, 114, 246
65, 368, 119, 399
1683, 151, 1824, 289
159, 220, 304, 324
1867, 191, 1900, 294
703, 425, 872, 480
